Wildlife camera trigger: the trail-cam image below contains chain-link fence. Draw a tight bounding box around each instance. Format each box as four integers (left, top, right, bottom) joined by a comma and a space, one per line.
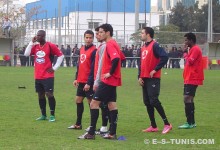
2, 29, 220, 68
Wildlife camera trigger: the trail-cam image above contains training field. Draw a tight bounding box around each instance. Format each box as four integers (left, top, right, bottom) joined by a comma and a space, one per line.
0, 67, 219, 150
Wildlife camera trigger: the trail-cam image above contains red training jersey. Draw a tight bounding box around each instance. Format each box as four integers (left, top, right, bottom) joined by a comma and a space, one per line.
77, 45, 96, 83
140, 41, 161, 78
183, 45, 204, 85
101, 39, 121, 86
31, 42, 63, 79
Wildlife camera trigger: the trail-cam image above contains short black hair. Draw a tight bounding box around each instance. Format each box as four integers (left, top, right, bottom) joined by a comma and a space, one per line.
95, 26, 99, 32
37, 30, 46, 36
99, 23, 113, 37
184, 32, 196, 43
84, 30, 94, 37
142, 27, 154, 38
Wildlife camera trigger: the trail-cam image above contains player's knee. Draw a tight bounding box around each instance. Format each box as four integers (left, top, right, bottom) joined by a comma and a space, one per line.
38, 92, 45, 99
143, 98, 150, 106
184, 95, 193, 103
75, 96, 83, 103
87, 99, 92, 104
100, 102, 108, 109
45, 92, 53, 98
108, 102, 117, 111
90, 100, 100, 109
149, 97, 161, 107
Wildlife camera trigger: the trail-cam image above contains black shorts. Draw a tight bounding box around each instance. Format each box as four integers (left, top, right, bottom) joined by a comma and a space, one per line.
184, 84, 198, 97
142, 78, 160, 105
76, 83, 94, 99
93, 82, 117, 103
35, 77, 54, 93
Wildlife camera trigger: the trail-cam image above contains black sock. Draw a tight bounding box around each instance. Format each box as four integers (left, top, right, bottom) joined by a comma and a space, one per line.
185, 103, 193, 125
48, 96, 56, 116
39, 98, 46, 116
109, 110, 118, 135
88, 109, 99, 135
192, 103, 195, 124
100, 103, 109, 126
76, 103, 84, 125
154, 103, 170, 125
146, 105, 157, 128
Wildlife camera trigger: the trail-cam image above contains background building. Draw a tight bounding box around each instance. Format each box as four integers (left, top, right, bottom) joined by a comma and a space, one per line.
182, 0, 196, 8
25, 0, 160, 47
196, 0, 208, 8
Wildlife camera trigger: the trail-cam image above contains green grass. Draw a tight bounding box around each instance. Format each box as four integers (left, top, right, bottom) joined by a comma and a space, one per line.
0, 67, 219, 150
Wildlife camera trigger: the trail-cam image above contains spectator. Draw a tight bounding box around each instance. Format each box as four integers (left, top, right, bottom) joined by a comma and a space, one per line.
126, 47, 133, 68
72, 46, 79, 67
60, 45, 65, 67
65, 45, 71, 67
2, 17, 11, 37
19, 47, 26, 66
121, 47, 126, 68
136, 45, 141, 69
14, 46, 18, 66
132, 45, 138, 68
173, 47, 180, 68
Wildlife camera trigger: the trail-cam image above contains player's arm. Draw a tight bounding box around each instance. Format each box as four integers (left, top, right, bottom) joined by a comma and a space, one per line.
47, 44, 64, 73
94, 47, 103, 87
73, 55, 80, 87
110, 58, 120, 75
103, 58, 120, 79
24, 37, 37, 56
52, 44, 64, 71
52, 55, 64, 71
153, 43, 168, 71
187, 49, 200, 66
83, 49, 96, 91
73, 63, 79, 87
103, 46, 120, 78
87, 49, 96, 86
149, 43, 168, 78
138, 48, 142, 79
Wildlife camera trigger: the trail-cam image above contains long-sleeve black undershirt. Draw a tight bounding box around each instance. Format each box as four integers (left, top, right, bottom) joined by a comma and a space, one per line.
138, 40, 168, 78
75, 44, 96, 86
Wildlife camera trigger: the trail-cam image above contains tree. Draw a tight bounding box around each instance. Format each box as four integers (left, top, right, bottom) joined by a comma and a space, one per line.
130, 29, 142, 45
130, 24, 184, 45
169, 2, 189, 32
169, 0, 220, 33
0, 2, 41, 46
154, 24, 184, 44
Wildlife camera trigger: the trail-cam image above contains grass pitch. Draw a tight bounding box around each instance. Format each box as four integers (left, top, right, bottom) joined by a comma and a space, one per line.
0, 67, 219, 150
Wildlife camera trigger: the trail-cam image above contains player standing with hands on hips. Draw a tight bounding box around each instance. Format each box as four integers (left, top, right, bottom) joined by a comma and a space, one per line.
24, 30, 64, 122
138, 27, 172, 134
78, 24, 122, 140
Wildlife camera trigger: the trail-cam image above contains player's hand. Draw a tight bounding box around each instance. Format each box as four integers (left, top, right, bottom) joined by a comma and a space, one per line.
32, 36, 37, 43
138, 78, 144, 86
93, 85, 98, 91
73, 80, 78, 87
47, 68, 54, 73
83, 84, 90, 91
149, 70, 156, 78
103, 73, 111, 79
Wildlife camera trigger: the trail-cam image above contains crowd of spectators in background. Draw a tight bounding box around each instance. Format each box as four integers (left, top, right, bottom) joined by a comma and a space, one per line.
11, 43, 187, 68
